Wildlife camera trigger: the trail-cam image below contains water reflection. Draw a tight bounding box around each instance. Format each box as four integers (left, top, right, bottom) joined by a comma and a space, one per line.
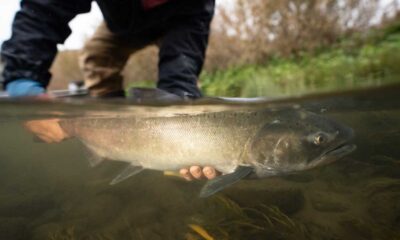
0, 85, 399, 240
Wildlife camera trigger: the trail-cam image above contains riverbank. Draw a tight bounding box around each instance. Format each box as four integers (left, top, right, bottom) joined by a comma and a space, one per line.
200, 26, 400, 97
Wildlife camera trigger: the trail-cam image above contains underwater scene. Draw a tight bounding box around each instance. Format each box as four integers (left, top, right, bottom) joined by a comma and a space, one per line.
0, 84, 399, 240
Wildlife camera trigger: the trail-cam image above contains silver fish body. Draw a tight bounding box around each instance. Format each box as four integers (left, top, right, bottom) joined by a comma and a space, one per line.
60, 109, 356, 196
62, 110, 269, 173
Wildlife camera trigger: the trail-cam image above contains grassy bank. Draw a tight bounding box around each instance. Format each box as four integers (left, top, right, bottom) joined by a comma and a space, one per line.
127, 25, 400, 98
200, 30, 400, 97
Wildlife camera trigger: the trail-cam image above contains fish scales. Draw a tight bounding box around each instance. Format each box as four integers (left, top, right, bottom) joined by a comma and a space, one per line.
60, 110, 273, 173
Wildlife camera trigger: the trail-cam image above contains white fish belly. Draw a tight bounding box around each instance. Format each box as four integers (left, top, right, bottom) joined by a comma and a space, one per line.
124, 126, 245, 173
80, 123, 251, 174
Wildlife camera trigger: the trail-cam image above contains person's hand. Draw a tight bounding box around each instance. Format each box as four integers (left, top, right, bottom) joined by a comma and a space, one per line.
6, 79, 45, 97
179, 166, 221, 181
24, 118, 69, 143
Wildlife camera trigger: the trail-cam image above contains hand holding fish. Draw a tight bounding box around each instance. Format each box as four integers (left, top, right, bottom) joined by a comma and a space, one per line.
180, 166, 221, 180
24, 118, 69, 143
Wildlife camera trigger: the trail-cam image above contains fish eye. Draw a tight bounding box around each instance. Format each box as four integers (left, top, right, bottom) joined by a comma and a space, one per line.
314, 134, 326, 145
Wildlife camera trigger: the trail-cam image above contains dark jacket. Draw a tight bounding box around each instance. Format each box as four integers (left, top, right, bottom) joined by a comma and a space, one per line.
1, 0, 215, 97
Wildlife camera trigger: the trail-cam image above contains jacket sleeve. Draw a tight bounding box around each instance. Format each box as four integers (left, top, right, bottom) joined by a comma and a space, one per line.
157, 0, 215, 98
1, 0, 92, 88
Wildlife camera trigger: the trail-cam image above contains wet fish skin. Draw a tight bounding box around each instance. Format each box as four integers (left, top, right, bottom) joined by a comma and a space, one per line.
60, 108, 355, 193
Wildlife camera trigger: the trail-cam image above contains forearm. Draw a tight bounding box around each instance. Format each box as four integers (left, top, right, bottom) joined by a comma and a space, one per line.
157, 0, 215, 98
1, 0, 91, 89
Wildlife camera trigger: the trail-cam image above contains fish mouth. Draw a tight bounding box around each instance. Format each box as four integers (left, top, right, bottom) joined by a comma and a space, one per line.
309, 143, 356, 168
324, 143, 357, 158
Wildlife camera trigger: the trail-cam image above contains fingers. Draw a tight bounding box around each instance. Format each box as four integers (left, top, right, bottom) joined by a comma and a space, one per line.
190, 166, 203, 179
203, 166, 218, 180
179, 168, 193, 181
180, 166, 221, 181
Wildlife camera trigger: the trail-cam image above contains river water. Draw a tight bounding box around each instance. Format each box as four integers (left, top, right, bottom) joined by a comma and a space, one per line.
0, 85, 399, 240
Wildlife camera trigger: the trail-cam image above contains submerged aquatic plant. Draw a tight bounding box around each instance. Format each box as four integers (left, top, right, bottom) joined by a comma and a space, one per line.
363, 178, 400, 197
188, 195, 310, 240
188, 224, 215, 240
47, 226, 115, 240
48, 226, 77, 240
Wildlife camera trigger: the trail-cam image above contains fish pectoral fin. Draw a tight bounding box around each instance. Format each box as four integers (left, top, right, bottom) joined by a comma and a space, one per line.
110, 164, 144, 185
80, 143, 106, 167
199, 166, 253, 198
87, 152, 106, 167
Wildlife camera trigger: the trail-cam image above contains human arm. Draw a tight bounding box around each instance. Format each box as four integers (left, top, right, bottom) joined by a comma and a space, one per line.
156, 0, 219, 179
157, 0, 215, 98
1, 0, 92, 91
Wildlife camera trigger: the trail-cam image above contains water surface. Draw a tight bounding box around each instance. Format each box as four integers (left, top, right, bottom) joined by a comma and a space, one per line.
0, 85, 399, 240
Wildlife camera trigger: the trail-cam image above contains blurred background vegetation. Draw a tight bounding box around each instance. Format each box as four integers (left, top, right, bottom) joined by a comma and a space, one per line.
49, 0, 400, 97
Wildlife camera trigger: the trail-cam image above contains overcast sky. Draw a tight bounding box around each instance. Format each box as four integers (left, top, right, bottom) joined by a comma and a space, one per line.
0, 0, 230, 50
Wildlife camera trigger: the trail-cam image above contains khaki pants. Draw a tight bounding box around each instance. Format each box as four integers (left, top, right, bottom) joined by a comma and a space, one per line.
79, 22, 157, 97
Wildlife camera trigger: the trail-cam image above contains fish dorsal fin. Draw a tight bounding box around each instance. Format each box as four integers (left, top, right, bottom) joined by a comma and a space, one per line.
110, 164, 144, 185
199, 166, 253, 198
